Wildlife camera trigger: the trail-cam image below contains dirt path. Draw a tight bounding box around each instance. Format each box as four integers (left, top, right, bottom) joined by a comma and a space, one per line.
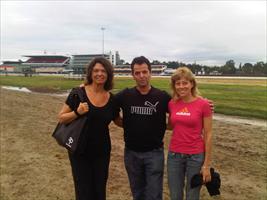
0, 89, 266, 200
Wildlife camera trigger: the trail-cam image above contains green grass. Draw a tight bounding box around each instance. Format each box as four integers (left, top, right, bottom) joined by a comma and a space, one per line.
0, 76, 82, 91
199, 84, 267, 119
1, 75, 267, 119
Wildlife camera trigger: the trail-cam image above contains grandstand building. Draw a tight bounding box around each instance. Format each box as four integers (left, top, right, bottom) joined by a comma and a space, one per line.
71, 51, 120, 74
0, 60, 24, 73
114, 64, 167, 76
22, 55, 70, 73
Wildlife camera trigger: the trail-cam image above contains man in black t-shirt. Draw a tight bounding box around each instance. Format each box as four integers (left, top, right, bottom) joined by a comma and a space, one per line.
114, 56, 171, 200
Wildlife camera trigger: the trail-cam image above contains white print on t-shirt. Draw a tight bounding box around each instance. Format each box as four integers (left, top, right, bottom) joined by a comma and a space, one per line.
176, 107, 191, 116
131, 101, 159, 115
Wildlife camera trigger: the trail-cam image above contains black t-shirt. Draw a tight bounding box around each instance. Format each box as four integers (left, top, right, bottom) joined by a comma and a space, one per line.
114, 86, 171, 152
65, 87, 119, 156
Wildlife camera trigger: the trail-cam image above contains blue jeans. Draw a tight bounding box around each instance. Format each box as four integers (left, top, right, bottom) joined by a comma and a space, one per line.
124, 147, 164, 200
167, 152, 204, 200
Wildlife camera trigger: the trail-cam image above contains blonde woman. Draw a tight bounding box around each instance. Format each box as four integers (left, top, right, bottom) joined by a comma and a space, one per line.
167, 67, 213, 200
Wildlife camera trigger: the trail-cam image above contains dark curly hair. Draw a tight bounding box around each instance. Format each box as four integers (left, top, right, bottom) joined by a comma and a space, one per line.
85, 57, 114, 91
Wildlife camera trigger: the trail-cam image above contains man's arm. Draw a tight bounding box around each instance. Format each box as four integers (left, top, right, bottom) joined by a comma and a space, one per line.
166, 115, 173, 130
113, 114, 123, 128
207, 99, 214, 112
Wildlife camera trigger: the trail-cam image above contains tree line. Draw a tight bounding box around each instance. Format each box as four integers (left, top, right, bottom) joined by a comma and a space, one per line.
148, 59, 267, 76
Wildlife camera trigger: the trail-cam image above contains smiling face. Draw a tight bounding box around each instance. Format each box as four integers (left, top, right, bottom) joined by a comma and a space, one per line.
91, 63, 107, 85
171, 67, 199, 99
132, 63, 151, 88
174, 77, 194, 98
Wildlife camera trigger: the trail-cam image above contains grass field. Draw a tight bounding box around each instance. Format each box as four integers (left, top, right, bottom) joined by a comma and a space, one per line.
0, 75, 266, 119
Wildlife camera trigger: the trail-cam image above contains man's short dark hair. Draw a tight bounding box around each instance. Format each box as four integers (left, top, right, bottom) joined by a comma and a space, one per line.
130, 56, 151, 73
85, 57, 113, 91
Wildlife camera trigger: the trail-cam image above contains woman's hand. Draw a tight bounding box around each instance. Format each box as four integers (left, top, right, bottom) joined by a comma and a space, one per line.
201, 166, 211, 183
77, 102, 89, 115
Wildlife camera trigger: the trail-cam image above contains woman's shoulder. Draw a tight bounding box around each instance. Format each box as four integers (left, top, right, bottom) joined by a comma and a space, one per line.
67, 87, 87, 102
68, 87, 83, 96
168, 98, 180, 106
195, 97, 212, 113
196, 97, 209, 105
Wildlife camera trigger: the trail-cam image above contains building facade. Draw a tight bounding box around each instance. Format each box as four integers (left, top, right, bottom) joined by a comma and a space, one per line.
71, 51, 120, 74
114, 64, 167, 76
22, 55, 70, 73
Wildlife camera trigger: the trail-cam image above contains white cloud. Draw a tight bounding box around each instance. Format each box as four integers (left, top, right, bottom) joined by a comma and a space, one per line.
1, 0, 266, 66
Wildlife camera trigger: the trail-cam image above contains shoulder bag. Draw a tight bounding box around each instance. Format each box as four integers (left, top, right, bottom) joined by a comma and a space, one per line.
52, 88, 87, 154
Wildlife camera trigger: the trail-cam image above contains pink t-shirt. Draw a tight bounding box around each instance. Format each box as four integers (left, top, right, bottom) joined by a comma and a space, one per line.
168, 97, 212, 154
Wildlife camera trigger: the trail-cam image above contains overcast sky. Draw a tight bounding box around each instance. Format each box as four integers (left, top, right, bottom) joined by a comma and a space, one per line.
1, 0, 266, 66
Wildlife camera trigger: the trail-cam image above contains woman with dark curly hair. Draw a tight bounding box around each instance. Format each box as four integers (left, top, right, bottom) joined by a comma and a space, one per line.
58, 57, 120, 200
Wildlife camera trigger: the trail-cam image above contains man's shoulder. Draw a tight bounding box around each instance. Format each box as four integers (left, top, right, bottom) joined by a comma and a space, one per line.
151, 87, 171, 98
115, 87, 135, 98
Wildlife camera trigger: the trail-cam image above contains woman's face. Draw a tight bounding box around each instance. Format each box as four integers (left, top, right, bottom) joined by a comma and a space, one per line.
91, 63, 107, 85
174, 77, 193, 97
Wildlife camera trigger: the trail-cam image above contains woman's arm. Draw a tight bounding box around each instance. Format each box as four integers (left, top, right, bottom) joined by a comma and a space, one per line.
201, 116, 212, 183
58, 102, 89, 124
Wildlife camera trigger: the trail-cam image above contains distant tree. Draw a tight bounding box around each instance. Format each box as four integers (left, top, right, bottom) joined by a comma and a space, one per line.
151, 60, 161, 65
221, 60, 236, 74
236, 62, 243, 74
263, 63, 267, 75
193, 64, 202, 74
239, 63, 242, 70
119, 59, 125, 65
167, 61, 179, 69
242, 63, 253, 74
253, 62, 265, 75
203, 65, 212, 74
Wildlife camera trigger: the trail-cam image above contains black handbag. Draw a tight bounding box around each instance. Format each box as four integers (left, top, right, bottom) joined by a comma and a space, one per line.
52, 88, 87, 154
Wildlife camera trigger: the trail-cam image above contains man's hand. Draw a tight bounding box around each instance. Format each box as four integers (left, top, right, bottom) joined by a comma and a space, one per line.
207, 99, 214, 112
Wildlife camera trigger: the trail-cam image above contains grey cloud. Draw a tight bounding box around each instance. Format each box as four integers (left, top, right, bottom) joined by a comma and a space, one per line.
1, 1, 266, 65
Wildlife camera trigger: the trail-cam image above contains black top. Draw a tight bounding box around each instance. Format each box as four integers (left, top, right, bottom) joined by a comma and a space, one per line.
65, 87, 119, 156
114, 86, 171, 152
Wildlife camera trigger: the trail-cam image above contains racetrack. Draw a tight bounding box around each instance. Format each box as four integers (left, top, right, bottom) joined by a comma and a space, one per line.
0, 88, 266, 200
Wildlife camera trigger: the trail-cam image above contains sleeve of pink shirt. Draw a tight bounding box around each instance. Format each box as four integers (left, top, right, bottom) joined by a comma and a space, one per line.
202, 99, 212, 118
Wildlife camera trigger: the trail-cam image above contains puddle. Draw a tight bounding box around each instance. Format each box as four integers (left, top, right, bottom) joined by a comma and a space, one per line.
1, 86, 31, 93
213, 114, 266, 127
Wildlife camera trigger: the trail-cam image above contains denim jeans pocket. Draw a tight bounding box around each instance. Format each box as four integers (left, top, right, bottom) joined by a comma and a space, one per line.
190, 153, 204, 163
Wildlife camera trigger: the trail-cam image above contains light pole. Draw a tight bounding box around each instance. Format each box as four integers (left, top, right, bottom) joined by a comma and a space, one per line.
101, 27, 105, 56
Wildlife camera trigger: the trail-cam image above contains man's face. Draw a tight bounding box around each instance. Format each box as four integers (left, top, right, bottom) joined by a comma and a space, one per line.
132, 63, 151, 88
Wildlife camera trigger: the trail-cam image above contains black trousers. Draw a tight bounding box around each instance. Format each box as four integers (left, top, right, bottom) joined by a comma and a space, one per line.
68, 152, 110, 200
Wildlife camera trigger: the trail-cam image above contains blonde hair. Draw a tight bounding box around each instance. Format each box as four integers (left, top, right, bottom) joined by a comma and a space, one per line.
171, 67, 200, 99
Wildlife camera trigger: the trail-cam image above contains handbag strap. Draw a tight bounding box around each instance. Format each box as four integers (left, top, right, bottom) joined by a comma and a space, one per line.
76, 87, 87, 103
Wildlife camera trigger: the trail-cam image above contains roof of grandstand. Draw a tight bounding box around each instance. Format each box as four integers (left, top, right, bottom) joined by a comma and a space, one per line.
23, 55, 70, 64
72, 54, 109, 57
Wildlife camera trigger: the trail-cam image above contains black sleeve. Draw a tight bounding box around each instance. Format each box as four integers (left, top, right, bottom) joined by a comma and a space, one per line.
165, 91, 172, 102
163, 91, 172, 113
111, 92, 122, 120
113, 88, 127, 108
65, 88, 81, 111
